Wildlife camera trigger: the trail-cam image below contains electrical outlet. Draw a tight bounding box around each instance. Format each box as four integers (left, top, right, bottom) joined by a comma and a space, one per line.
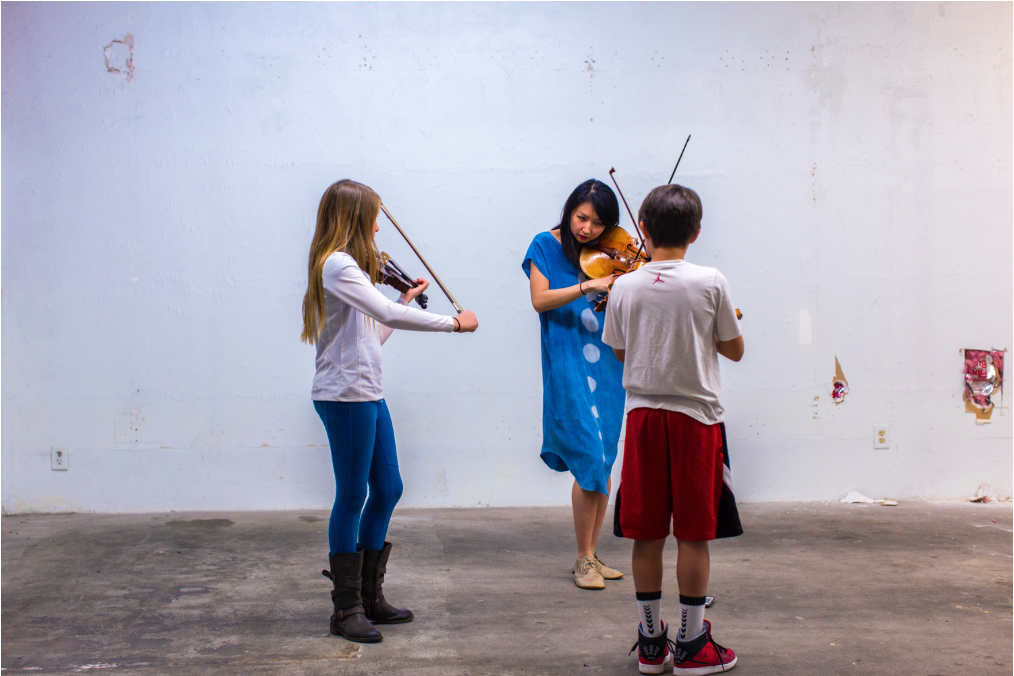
874, 425, 890, 449
51, 446, 68, 471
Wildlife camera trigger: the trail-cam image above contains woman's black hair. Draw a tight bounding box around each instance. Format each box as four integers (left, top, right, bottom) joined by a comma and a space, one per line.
552, 179, 620, 268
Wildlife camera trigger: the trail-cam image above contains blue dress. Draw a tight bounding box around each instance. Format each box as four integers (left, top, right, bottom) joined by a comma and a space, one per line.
522, 231, 625, 495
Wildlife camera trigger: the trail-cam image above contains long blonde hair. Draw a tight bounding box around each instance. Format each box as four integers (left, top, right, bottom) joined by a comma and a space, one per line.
301, 179, 382, 344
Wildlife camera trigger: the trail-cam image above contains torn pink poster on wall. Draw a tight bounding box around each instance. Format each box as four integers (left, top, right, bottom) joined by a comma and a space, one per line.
963, 349, 1004, 424
831, 356, 849, 404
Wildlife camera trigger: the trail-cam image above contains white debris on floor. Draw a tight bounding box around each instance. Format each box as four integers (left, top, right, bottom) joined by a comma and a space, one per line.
970, 482, 1010, 503
840, 492, 900, 506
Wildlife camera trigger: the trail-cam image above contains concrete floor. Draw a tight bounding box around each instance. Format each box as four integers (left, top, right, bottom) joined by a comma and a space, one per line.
2, 502, 1011, 675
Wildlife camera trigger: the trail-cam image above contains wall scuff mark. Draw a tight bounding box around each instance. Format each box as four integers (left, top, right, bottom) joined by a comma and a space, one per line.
104, 34, 135, 82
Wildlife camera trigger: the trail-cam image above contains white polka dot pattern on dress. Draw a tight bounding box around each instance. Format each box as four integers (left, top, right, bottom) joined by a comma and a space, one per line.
587, 376, 597, 392
581, 308, 600, 332
583, 343, 600, 363
591, 406, 599, 418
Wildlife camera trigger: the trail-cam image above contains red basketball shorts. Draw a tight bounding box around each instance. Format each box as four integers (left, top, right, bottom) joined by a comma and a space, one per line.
614, 408, 725, 542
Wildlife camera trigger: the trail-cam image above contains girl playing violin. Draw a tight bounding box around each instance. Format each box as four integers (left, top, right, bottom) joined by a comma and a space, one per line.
302, 179, 478, 643
522, 179, 626, 590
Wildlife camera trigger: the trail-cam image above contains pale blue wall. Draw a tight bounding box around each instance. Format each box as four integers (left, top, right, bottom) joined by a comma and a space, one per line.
2, 2, 1011, 512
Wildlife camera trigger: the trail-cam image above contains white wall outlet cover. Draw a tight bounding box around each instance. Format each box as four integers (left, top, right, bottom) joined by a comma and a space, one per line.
874, 425, 890, 449
51, 446, 69, 471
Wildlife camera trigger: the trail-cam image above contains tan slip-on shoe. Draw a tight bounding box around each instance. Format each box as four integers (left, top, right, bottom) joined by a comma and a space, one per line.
572, 554, 605, 590
592, 552, 624, 580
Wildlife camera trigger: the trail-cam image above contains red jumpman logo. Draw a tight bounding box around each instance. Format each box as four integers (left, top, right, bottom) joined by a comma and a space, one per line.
652, 273, 664, 285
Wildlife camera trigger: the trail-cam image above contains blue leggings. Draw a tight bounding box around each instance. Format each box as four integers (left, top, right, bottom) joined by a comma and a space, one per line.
313, 399, 404, 555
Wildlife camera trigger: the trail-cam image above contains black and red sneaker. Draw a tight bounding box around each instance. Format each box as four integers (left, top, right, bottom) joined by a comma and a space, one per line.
629, 621, 675, 674
673, 619, 737, 674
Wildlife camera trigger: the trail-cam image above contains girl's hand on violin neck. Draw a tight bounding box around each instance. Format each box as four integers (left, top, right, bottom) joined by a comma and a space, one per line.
583, 275, 617, 294
454, 310, 479, 333
404, 278, 429, 303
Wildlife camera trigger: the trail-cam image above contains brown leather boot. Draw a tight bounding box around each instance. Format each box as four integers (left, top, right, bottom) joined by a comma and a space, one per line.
361, 542, 414, 624
322, 550, 383, 642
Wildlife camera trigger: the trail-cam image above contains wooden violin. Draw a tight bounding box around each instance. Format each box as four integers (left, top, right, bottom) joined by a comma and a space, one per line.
379, 252, 428, 309
579, 225, 649, 312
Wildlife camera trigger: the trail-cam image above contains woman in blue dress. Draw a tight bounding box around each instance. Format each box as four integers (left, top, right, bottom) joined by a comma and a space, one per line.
523, 179, 627, 590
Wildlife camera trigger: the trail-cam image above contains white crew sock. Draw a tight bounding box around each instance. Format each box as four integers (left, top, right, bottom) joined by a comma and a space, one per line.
636, 591, 663, 638
678, 594, 707, 640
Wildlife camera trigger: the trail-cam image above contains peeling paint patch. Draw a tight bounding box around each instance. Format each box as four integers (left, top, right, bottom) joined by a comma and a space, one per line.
104, 34, 135, 82
965, 400, 994, 423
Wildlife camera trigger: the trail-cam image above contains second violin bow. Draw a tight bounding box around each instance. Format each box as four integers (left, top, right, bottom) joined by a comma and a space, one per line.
380, 204, 464, 315
668, 134, 691, 185
662, 136, 742, 320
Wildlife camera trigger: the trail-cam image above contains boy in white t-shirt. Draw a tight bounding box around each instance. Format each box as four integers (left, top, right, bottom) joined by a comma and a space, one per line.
602, 184, 744, 675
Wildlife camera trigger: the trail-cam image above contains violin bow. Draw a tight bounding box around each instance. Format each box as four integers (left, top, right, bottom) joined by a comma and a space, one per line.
379, 204, 464, 314
668, 135, 691, 185
608, 168, 650, 265
608, 168, 644, 243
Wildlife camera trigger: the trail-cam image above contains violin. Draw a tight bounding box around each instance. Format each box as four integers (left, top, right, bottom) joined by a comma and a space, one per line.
379, 252, 428, 309
579, 225, 649, 312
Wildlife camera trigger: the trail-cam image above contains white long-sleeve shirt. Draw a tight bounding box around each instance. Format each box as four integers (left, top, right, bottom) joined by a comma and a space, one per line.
311, 252, 455, 401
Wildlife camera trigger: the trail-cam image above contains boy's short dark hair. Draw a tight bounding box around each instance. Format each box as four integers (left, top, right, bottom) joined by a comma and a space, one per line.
638, 184, 702, 249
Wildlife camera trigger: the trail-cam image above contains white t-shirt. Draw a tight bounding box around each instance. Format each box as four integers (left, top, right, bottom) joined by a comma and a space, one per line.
311, 252, 455, 402
601, 259, 741, 425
